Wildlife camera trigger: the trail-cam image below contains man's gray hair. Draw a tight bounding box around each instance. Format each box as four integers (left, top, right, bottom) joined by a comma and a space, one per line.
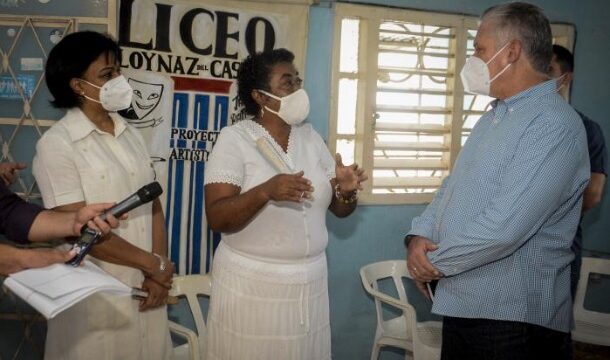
482, 2, 552, 74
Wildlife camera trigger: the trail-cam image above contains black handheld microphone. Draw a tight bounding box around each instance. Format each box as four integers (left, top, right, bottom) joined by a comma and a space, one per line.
66, 181, 163, 266
97, 181, 163, 223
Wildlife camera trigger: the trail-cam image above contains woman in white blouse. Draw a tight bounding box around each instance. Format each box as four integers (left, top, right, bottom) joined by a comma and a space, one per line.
204, 48, 367, 359
33, 31, 172, 360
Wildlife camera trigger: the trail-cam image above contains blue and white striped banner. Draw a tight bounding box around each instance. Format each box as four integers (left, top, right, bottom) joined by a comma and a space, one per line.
165, 77, 231, 274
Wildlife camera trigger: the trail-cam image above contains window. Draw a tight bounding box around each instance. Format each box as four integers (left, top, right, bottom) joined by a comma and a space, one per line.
330, 4, 574, 204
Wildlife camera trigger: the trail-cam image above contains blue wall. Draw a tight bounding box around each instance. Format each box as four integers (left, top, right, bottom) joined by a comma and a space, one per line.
305, 1, 610, 359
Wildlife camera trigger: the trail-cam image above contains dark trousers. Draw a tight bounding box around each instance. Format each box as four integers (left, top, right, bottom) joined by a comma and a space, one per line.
441, 317, 572, 360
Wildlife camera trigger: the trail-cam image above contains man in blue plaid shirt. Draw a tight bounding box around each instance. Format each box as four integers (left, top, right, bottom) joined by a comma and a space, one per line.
405, 3, 589, 359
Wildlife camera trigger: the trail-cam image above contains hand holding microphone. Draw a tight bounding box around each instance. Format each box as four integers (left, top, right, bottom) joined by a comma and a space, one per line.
66, 182, 163, 266
72, 203, 123, 237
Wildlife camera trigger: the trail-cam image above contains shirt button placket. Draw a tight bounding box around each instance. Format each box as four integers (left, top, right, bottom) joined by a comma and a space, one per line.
302, 208, 310, 257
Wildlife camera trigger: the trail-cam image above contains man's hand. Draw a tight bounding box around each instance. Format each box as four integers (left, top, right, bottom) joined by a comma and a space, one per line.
73, 203, 124, 237
0, 162, 26, 186
138, 277, 168, 311
0, 244, 76, 275
406, 235, 443, 282
414, 280, 432, 300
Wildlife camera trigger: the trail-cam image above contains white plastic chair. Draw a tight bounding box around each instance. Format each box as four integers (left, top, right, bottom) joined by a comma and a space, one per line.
168, 274, 212, 360
360, 260, 442, 360
572, 257, 610, 346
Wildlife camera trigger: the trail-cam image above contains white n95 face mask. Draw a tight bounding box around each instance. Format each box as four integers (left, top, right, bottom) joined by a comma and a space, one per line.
460, 42, 512, 96
258, 88, 310, 125
80, 75, 133, 112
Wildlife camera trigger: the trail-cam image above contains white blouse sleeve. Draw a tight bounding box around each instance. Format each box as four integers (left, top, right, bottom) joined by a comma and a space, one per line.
32, 133, 84, 208
205, 127, 244, 187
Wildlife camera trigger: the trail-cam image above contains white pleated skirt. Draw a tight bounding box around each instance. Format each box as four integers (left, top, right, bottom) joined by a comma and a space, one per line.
206, 242, 331, 360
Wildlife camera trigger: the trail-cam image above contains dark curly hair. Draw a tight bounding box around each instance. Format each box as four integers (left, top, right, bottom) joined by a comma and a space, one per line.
236, 48, 295, 117
45, 31, 121, 109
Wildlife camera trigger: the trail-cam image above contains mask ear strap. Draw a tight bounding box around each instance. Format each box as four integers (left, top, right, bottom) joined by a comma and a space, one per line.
263, 105, 281, 117
82, 93, 102, 104
486, 41, 512, 65
555, 73, 570, 95
79, 78, 101, 90
257, 89, 281, 101
257, 89, 282, 117
488, 63, 511, 84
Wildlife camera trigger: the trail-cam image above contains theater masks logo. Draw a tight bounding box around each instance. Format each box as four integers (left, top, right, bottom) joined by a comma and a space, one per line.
120, 78, 164, 128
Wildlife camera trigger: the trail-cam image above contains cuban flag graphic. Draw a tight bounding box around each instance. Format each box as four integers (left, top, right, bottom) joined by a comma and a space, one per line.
165, 76, 232, 275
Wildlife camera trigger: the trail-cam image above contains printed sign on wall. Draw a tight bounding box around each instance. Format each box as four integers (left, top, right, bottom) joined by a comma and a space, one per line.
118, 0, 309, 274
0, 74, 35, 100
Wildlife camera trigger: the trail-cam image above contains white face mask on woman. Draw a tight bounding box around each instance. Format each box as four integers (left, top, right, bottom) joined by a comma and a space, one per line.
79, 75, 133, 112
460, 42, 512, 96
258, 88, 310, 125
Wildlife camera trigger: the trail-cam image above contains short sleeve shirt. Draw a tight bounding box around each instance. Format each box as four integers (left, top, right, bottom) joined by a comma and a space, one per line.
205, 120, 336, 261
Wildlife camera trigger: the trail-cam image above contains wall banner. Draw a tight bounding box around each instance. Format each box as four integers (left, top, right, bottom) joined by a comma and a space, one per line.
118, 0, 309, 274
0, 74, 35, 100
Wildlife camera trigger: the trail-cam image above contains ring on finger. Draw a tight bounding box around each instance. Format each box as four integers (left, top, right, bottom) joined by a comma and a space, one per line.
300, 191, 305, 198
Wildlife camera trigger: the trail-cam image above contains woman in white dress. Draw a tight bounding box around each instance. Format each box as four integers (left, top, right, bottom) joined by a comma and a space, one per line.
32, 31, 173, 360
204, 48, 367, 359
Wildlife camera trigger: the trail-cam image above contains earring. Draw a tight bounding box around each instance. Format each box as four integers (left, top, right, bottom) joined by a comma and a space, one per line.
260, 106, 265, 118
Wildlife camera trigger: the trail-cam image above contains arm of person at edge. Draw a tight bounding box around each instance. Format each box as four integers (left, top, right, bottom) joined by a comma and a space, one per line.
328, 153, 367, 218
582, 173, 606, 212
52, 201, 174, 305
30, 203, 122, 241
0, 162, 27, 186
411, 117, 588, 287
405, 176, 450, 299
582, 117, 607, 212
0, 203, 122, 275
0, 161, 124, 241
139, 198, 171, 311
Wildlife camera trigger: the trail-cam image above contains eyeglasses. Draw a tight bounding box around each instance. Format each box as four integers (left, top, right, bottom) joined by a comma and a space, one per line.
280, 77, 303, 89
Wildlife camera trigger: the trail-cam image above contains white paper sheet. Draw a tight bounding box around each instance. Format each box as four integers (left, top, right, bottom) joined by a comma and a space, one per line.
4, 261, 132, 319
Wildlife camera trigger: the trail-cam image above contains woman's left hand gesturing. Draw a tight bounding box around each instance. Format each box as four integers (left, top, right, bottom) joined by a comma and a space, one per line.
334, 153, 368, 193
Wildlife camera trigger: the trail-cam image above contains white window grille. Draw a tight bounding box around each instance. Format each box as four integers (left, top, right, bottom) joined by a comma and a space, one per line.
330, 3, 574, 204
